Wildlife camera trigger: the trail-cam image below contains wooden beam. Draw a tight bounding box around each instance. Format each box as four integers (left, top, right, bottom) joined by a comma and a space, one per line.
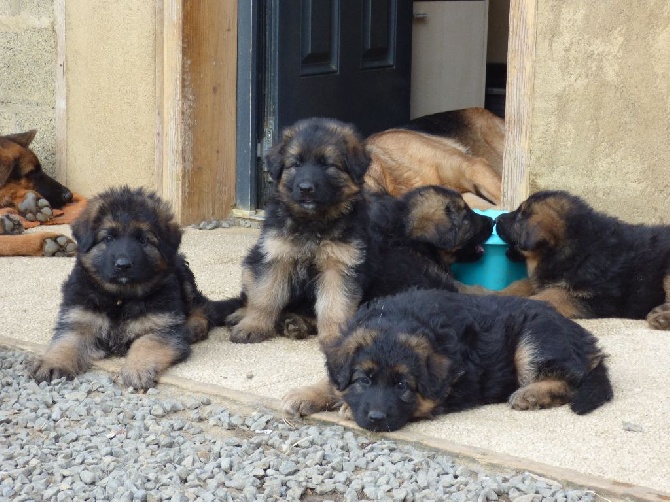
157, 0, 237, 225
181, 0, 237, 224
501, 0, 537, 210
159, 0, 185, 220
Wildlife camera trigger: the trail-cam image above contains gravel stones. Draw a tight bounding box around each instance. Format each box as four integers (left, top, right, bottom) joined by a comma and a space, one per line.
0, 348, 600, 501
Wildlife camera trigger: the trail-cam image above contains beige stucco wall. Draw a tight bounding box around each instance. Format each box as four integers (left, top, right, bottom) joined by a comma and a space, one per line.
528, 1, 670, 224
65, 1, 156, 195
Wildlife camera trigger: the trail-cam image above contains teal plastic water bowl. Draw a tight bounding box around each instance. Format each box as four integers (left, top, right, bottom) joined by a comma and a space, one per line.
451, 209, 527, 291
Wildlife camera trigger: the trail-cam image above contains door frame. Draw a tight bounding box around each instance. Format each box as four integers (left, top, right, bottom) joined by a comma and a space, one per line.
150, 0, 535, 217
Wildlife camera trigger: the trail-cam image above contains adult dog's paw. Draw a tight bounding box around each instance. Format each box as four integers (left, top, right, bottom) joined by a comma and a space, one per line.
0, 214, 23, 235
42, 235, 77, 257
17, 191, 53, 223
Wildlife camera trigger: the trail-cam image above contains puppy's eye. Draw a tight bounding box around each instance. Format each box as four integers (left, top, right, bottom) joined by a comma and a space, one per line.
356, 375, 371, 386
288, 160, 301, 169
103, 235, 114, 244
137, 235, 148, 245
396, 381, 408, 391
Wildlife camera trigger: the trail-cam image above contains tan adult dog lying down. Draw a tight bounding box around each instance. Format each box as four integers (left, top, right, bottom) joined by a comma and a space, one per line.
364, 107, 504, 209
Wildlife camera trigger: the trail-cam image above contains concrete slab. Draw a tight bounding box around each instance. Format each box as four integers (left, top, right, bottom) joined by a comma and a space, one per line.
1, 225, 668, 500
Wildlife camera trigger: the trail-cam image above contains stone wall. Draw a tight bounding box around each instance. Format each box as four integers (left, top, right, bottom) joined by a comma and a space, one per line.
0, 0, 57, 176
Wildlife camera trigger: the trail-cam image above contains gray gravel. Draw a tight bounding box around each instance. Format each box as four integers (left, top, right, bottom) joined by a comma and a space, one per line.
1, 348, 600, 502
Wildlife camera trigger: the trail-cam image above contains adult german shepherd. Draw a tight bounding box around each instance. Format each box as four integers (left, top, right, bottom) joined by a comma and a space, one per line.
0, 129, 76, 256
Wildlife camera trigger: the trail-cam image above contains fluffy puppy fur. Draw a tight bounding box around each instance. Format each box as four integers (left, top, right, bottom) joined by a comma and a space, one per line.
495, 190, 670, 329
32, 186, 214, 389
326, 289, 613, 432
222, 118, 371, 349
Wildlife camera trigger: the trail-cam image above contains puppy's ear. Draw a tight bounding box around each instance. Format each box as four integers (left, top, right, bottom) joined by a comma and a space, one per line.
344, 133, 370, 184
264, 142, 285, 184
265, 126, 298, 183
3, 130, 37, 148
325, 341, 355, 392
417, 352, 458, 400
70, 212, 95, 253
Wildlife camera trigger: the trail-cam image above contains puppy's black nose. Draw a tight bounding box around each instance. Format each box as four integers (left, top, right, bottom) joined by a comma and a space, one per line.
114, 257, 132, 271
298, 182, 315, 194
367, 410, 386, 423
62, 190, 74, 203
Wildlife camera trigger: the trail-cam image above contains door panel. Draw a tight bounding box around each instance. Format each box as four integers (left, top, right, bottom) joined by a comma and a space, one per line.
272, 0, 412, 138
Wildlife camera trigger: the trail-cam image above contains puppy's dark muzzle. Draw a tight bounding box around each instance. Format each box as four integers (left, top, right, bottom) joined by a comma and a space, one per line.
114, 256, 133, 271
298, 182, 315, 195
367, 409, 387, 423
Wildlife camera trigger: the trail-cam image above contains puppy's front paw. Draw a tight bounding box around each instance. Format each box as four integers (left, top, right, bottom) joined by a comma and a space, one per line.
647, 303, 670, 330
338, 402, 353, 420
17, 191, 53, 223
119, 365, 158, 391
282, 387, 327, 417
0, 214, 23, 235
31, 358, 78, 383
229, 324, 274, 343
282, 378, 340, 417
508, 381, 570, 411
281, 314, 316, 340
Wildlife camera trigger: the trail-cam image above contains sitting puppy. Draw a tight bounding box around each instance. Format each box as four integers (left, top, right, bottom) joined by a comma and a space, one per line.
217, 181, 494, 345
221, 118, 371, 348
495, 190, 670, 329
324, 289, 613, 432
32, 186, 214, 389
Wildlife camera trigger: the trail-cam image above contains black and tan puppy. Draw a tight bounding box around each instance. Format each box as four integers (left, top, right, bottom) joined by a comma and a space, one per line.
32, 186, 214, 389
223, 118, 371, 348
325, 289, 613, 432
363, 185, 494, 301
495, 190, 670, 329
281, 186, 494, 416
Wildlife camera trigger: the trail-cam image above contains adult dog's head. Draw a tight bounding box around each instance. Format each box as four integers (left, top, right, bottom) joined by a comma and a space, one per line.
264, 118, 370, 220
71, 186, 182, 297
325, 297, 462, 432
0, 130, 73, 208
495, 190, 588, 265
402, 186, 494, 265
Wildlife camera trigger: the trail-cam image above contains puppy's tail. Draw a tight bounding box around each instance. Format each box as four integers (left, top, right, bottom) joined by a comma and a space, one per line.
206, 296, 246, 327
570, 358, 613, 414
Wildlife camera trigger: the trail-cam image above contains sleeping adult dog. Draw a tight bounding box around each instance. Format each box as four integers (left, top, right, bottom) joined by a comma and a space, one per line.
0, 129, 77, 256
364, 108, 504, 209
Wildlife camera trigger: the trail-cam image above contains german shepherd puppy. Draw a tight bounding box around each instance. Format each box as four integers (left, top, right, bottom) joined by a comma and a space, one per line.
495, 190, 670, 329
281, 186, 494, 417
32, 186, 214, 389
326, 289, 613, 432
221, 118, 371, 349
